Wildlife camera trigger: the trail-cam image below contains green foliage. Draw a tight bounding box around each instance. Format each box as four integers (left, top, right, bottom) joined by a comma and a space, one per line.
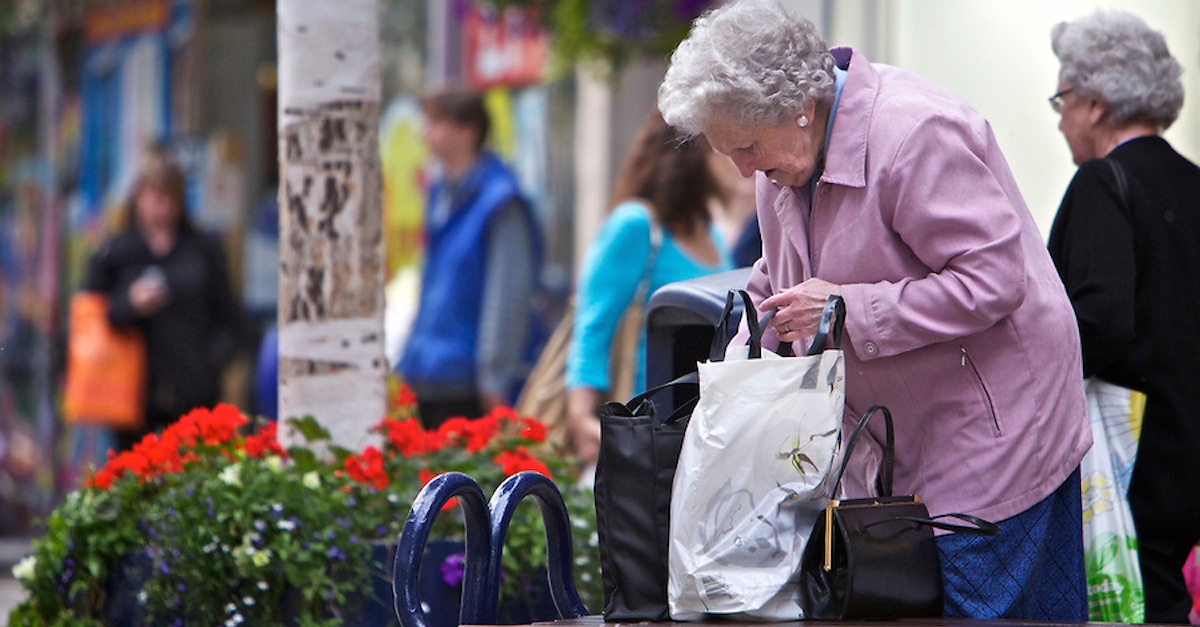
484, 0, 718, 76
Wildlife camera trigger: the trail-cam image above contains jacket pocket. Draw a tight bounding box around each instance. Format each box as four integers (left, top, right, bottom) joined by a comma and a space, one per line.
960, 346, 1001, 436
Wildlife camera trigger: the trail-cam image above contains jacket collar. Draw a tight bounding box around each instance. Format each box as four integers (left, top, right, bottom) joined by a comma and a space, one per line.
820, 46, 873, 190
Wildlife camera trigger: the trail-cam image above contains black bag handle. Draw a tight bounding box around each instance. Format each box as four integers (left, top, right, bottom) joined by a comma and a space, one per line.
806, 295, 846, 356
770, 294, 845, 358
829, 405, 895, 499
612, 370, 698, 419
831, 408, 1001, 537
709, 290, 739, 363
863, 512, 1000, 536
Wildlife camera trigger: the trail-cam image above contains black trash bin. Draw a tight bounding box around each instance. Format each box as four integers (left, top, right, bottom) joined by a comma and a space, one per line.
643, 268, 751, 411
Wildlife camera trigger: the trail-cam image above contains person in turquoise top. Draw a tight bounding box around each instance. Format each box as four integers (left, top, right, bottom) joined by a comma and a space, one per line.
566, 109, 734, 473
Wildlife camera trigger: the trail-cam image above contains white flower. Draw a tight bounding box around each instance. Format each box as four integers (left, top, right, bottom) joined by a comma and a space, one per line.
277, 519, 296, 532
219, 463, 242, 486
265, 455, 284, 472
11, 555, 35, 582
225, 602, 237, 613
243, 596, 256, 606
302, 471, 321, 489
138, 590, 148, 604
257, 580, 270, 591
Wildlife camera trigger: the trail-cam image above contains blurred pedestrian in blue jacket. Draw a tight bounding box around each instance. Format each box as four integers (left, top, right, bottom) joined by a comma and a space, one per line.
399, 86, 542, 429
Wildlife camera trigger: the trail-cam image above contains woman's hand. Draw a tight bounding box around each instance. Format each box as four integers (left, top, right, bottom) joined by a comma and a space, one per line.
760, 277, 842, 340
567, 387, 604, 468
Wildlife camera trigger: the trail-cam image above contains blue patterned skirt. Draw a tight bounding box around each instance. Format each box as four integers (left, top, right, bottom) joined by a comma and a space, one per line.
936, 467, 1087, 620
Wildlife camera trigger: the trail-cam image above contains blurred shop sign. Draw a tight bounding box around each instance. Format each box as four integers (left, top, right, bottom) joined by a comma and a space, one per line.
85, 0, 169, 43
464, 3, 548, 90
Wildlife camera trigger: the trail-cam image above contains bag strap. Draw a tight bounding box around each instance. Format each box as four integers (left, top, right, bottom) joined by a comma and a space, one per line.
829, 405, 895, 499
740, 290, 770, 359
714, 289, 774, 360
620, 370, 699, 421
863, 512, 1001, 537
805, 295, 846, 356
1103, 158, 1130, 206
631, 211, 663, 305
710, 291, 739, 362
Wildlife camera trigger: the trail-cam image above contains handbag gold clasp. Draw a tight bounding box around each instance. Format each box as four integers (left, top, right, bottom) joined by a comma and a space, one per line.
823, 499, 838, 572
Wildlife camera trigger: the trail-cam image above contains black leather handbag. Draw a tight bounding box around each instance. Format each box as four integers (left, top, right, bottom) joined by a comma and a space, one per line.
799, 405, 1000, 620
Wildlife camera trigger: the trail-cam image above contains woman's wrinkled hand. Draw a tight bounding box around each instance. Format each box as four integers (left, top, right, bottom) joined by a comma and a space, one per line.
760, 277, 841, 341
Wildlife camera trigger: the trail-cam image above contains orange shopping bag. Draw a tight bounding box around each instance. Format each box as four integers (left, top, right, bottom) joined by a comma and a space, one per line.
63, 292, 146, 429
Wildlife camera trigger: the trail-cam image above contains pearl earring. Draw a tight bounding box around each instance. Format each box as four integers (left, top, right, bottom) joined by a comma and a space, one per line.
797, 115, 810, 128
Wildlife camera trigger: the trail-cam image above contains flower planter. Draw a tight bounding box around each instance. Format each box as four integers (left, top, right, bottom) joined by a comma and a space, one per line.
414, 539, 557, 627
100, 539, 555, 627
103, 543, 398, 626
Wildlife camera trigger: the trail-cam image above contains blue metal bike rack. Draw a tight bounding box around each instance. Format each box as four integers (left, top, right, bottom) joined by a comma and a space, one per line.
393, 471, 589, 626
486, 472, 588, 621
393, 472, 493, 627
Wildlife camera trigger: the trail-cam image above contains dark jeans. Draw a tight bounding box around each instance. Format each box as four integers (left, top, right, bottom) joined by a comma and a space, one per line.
417, 395, 484, 430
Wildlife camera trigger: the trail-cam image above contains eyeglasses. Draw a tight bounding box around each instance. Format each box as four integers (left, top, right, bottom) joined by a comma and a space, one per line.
1048, 88, 1074, 113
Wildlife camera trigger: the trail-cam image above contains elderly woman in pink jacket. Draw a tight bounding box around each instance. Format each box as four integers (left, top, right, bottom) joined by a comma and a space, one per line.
659, 1, 1091, 620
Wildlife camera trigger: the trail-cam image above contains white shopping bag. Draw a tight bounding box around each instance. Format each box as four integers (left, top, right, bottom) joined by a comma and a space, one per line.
1081, 377, 1144, 623
668, 292, 844, 621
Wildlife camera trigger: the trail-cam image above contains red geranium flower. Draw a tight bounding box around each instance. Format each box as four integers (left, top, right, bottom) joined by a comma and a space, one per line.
343, 446, 388, 490
395, 384, 417, 407
377, 418, 426, 457
243, 422, 287, 459
494, 446, 552, 480
518, 417, 546, 443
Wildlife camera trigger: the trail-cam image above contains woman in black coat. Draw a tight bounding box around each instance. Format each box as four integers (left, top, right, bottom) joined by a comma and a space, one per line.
1048, 11, 1200, 622
83, 150, 244, 452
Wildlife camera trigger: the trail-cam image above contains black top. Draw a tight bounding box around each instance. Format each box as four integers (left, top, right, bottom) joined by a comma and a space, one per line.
1048, 136, 1200, 388
1048, 136, 1200, 492
83, 226, 244, 428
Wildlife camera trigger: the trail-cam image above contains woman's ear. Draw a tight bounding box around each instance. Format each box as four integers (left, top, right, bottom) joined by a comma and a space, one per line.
1087, 99, 1109, 127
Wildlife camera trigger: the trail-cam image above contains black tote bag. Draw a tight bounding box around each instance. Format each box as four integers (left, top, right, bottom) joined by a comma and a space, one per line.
593, 290, 743, 621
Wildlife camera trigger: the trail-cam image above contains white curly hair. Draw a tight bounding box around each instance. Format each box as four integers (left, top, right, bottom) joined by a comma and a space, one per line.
657, 0, 836, 137
1052, 10, 1184, 130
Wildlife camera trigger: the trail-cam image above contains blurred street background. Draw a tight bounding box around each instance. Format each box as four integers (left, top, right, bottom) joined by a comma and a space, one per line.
0, 537, 30, 625
1, 0, 1199, 622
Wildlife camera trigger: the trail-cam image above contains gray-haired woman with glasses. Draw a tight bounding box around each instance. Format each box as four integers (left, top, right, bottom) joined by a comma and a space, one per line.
1048, 11, 1200, 623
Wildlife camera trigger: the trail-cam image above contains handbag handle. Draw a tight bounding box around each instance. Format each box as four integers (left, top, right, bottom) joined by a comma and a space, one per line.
710, 291, 740, 362
771, 294, 845, 358
863, 512, 1000, 537
716, 289, 773, 360
805, 295, 846, 356
829, 405, 895, 499
619, 370, 698, 419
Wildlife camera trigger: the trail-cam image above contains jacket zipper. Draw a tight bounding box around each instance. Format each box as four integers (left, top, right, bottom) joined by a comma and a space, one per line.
960, 346, 1001, 435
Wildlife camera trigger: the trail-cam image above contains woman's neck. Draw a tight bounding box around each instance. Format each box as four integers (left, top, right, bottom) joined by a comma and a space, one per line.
1100, 122, 1159, 157
139, 223, 177, 257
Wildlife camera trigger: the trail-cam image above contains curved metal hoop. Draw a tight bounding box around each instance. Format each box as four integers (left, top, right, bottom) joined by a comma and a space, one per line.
393, 472, 492, 627
487, 471, 588, 621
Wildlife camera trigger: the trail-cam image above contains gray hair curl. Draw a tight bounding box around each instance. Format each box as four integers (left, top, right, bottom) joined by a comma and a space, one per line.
1051, 10, 1183, 130
658, 0, 836, 136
